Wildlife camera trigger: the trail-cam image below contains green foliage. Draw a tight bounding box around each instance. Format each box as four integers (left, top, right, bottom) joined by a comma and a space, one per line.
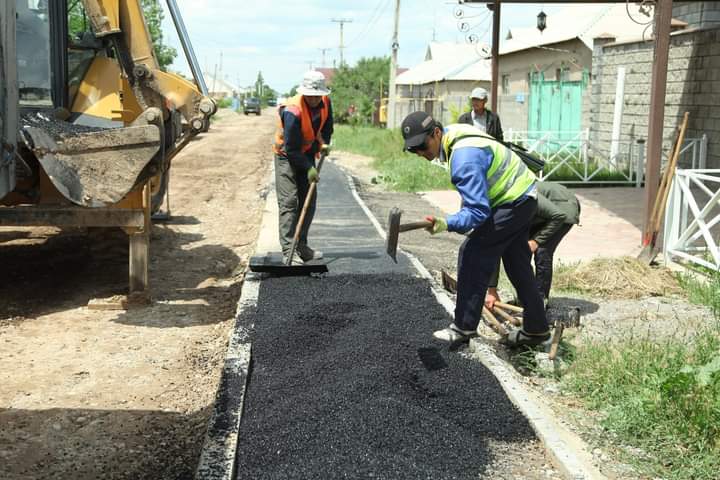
67, 0, 177, 70
252, 71, 277, 106
215, 97, 233, 109
140, 0, 177, 70
333, 125, 453, 192
286, 85, 299, 98
563, 326, 720, 479
448, 99, 471, 124
330, 57, 390, 124
677, 269, 720, 317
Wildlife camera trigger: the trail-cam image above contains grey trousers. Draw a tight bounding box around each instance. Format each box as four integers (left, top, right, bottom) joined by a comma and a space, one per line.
275, 154, 316, 254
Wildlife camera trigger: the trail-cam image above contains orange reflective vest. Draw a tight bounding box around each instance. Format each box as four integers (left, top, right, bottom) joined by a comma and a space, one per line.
273, 95, 330, 156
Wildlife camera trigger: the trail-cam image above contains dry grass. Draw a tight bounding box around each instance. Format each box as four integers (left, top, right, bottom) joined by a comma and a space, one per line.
554, 256, 682, 299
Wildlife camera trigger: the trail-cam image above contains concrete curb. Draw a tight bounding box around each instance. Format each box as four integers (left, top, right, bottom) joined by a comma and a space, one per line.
341, 165, 607, 480
194, 169, 278, 480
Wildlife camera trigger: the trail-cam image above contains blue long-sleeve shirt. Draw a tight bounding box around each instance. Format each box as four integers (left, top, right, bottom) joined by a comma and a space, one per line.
280, 97, 334, 170
446, 146, 494, 234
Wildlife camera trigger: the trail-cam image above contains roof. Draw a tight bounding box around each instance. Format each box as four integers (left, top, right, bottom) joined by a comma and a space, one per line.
500, 3, 656, 55
203, 71, 241, 93
396, 42, 492, 86
315, 68, 337, 86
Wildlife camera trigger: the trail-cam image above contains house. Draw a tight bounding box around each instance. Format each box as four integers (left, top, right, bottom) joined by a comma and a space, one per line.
588, 1, 720, 168
497, 3, 656, 135
202, 71, 242, 100
389, 42, 492, 128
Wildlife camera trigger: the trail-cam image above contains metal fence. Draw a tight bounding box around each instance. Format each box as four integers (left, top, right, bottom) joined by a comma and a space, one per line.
504, 129, 708, 186
664, 169, 720, 272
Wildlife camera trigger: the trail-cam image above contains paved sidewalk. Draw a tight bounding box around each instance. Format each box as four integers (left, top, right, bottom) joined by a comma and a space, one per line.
422, 187, 645, 264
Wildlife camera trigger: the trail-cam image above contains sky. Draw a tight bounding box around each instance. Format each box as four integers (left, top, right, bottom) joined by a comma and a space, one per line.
160, 1, 578, 95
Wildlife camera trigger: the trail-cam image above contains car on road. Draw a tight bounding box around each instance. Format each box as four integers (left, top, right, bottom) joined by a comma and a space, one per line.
243, 97, 261, 115
267, 98, 277, 107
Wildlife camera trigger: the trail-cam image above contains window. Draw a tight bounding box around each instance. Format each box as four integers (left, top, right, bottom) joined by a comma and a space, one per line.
17, 0, 52, 106
501, 74, 510, 94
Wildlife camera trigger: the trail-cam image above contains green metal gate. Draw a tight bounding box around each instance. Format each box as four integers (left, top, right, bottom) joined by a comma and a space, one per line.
528, 70, 587, 139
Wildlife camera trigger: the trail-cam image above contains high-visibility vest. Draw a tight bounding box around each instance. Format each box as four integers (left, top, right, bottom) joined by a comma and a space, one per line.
441, 124, 536, 208
273, 95, 330, 156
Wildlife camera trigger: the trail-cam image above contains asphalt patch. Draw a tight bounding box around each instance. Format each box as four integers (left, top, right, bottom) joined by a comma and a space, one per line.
235, 274, 537, 479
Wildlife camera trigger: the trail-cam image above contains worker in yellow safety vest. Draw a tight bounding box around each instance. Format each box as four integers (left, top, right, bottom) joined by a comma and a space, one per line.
400, 111, 549, 347
273, 71, 333, 264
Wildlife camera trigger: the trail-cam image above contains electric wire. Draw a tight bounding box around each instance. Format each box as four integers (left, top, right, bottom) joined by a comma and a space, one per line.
346, 0, 392, 48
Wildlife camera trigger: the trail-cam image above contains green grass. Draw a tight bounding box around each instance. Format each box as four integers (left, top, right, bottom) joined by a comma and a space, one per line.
333, 125, 453, 192
561, 271, 720, 479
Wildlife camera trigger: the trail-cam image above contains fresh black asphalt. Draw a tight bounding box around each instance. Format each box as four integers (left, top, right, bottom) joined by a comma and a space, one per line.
234, 162, 538, 479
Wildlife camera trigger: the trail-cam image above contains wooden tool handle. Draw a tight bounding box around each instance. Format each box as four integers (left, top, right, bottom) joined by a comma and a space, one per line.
548, 321, 565, 361
493, 306, 522, 327
482, 307, 508, 336
286, 152, 328, 265
495, 302, 524, 314
398, 220, 433, 233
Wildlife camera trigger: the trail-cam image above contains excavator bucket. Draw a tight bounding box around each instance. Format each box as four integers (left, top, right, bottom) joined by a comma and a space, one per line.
21, 113, 161, 207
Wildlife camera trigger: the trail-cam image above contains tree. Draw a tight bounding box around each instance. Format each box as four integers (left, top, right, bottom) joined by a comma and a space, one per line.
140, 0, 177, 70
329, 57, 390, 124
68, 0, 177, 70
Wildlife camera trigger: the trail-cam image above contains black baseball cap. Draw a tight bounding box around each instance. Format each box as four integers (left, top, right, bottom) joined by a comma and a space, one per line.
401, 111, 437, 150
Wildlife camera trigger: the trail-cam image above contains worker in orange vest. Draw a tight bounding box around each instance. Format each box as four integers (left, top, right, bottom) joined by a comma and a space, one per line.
273, 71, 334, 264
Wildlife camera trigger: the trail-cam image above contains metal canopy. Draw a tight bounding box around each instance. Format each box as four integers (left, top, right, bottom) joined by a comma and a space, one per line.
481, 0, 681, 243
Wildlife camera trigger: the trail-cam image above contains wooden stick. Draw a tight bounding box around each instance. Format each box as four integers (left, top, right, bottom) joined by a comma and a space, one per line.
494, 301, 523, 314
652, 111, 689, 235
482, 307, 508, 336
548, 320, 565, 360
493, 306, 522, 327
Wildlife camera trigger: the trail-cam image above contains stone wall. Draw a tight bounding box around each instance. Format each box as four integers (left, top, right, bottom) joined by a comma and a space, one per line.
590, 27, 720, 168
673, 2, 720, 30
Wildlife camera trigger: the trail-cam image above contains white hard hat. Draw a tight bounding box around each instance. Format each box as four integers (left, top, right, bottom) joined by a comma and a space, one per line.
470, 87, 488, 100
297, 70, 331, 96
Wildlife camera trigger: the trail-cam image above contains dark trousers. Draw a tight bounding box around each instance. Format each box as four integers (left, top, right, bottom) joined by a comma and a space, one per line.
534, 223, 573, 300
455, 196, 549, 335
275, 155, 316, 254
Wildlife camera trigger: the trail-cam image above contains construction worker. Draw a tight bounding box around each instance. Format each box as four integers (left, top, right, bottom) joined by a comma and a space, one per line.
273, 71, 333, 264
401, 111, 549, 347
485, 181, 581, 309
457, 87, 504, 141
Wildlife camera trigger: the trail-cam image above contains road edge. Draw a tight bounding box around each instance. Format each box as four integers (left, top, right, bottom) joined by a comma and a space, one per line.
340, 164, 607, 480
194, 169, 278, 480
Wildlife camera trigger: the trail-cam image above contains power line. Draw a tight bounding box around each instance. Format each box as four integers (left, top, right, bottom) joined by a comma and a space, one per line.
346, 0, 391, 48
331, 18, 353, 66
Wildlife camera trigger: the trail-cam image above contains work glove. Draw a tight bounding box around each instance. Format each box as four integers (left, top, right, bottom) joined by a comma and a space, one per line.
424, 215, 448, 235
307, 166, 319, 183
320, 144, 331, 156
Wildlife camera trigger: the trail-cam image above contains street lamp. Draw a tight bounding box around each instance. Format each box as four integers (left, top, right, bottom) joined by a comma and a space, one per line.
537, 10, 547, 33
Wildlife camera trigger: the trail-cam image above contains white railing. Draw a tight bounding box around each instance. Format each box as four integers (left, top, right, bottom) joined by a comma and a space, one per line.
504, 130, 708, 185
663, 169, 720, 271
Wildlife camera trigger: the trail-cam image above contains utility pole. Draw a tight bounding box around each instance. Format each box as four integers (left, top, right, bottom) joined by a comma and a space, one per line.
331, 18, 352, 66
318, 48, 330, 67
306, 60, 314, 71
387, 0, 401, 129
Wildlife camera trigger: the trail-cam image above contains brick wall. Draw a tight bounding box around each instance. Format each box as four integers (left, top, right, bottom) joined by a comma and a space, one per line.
590, 27, 720, 168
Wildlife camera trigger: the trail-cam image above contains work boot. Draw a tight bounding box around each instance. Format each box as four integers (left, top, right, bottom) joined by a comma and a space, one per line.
297, 245, 323, 262
283, 251, 303, 265
433, 323, 477, 343
499, 329, 551, 348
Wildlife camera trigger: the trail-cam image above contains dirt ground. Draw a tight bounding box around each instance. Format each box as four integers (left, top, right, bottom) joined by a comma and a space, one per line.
0, 108, 274, 479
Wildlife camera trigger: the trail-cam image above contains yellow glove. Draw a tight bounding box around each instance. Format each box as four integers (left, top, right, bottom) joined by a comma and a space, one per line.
424, 215, 448, 235
307, 166, 319, 183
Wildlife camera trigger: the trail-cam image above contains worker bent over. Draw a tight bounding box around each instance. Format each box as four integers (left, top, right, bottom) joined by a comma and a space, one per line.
401, 111, 549, 347
273, 71, 334, 264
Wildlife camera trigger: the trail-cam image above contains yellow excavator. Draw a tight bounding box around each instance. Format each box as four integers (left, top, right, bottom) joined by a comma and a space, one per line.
0, 0, 215, 293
